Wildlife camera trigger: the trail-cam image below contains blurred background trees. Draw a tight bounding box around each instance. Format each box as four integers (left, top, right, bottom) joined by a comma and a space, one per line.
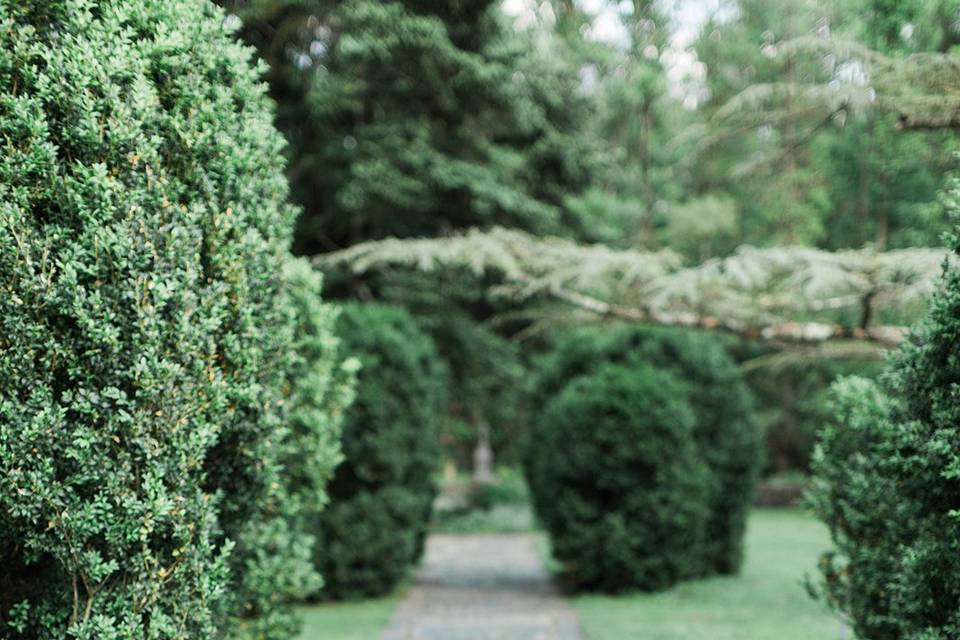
218, 0, 599, 250
215, 0, 960, 506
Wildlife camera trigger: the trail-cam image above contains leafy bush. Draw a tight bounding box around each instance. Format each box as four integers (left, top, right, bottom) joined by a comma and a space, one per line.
0, 2, 346, 637
526, 363, 712, 592
279, 258, 356, 593
313, 303, 447, 599
811, 197, 960, 639
532, 325, 762, 575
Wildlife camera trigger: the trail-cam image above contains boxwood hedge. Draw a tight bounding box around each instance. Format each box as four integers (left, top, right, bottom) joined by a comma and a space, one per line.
0, 2, 346, 638
811, 192, 960, 639
526, 363, 712, 592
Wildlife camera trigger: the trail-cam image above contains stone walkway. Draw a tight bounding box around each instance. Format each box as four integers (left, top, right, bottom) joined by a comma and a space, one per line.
382, 533, 583, 640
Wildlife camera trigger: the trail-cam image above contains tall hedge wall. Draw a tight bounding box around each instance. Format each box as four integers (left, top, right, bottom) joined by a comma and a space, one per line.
0, 2, 344, 637
313, 302, 447, 599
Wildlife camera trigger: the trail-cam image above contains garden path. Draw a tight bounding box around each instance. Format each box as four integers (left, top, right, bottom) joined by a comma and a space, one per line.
382, 533, 583, 640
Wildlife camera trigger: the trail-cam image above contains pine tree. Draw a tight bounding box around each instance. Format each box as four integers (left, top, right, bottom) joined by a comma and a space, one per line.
218, 0, 597, 250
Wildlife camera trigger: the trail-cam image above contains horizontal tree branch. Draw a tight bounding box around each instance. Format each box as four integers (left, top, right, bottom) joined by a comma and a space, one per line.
543, 282, 907, 346
317, 227, 949, 348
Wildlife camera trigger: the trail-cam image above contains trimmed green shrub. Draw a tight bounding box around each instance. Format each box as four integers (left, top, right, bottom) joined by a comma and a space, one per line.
0, 3, 345, 638
811, 190, 960, 639
283, 260, 356, 535
216, 259, 354, 638
532, 325, 762, 576
279, 258, 356, 595
526, 363, 712, 593
314, 303, 446, 599
809, 378, 903, 638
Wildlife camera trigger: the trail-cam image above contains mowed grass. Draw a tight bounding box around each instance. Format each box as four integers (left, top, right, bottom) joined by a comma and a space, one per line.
574, 509, 845, 640
296, 509, 840, 639
297, 596, 398, 640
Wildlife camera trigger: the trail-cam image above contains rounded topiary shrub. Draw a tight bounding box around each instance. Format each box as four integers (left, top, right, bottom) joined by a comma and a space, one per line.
0, 3, 337, 638
314, 303, 446, 599
526, 363, 712, 593
532, 324, 761, 576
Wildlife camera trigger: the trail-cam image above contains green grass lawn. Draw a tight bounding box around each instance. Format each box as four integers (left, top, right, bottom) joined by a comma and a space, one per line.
296, 509, 841, 640
574, 508, 844, 640
297, 596, 398, 640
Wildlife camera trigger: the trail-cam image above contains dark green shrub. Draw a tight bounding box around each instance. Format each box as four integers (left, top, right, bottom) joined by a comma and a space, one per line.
0, 3, 345, 638
811, 190, 960, 639
216, 259, 353, 638
532, 325, 762, 575
314, 303, 446, 599
526, 363, 712, 592
809, 378, 903, 638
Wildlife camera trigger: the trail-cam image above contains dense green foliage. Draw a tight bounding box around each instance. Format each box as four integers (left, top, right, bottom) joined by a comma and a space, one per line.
0, 1, 350, 638
314, 303, 446, 599
0, 0, 955, 635
739, 348, 885, 476
281, 258, 356, 597
527, 363, 711, 592
220, 0, 598, 481
538, 0, 956, 256
223, 0, 960, 496
811, 187, 960, 639
694, 0, 957, 252
532, 325, 762, 575
219, 0, 597, 250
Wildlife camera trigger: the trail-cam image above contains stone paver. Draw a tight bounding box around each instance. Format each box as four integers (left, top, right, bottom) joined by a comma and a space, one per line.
382, 534, 583, 640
